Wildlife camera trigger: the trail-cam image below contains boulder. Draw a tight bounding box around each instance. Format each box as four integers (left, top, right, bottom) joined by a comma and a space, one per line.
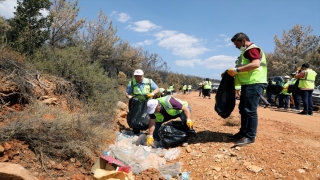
0, 162, 38, 180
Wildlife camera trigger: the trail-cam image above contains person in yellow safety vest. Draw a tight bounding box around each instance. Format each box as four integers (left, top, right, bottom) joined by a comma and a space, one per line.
126, 69, 160, 134
295, 63, 317, 116
223, 32, 267, 146
203, 78, 212, 99
145, 96, 195, 146
182, 84, 187, 95
187, 84, 192, 95
198, 82, 204, 97
277, 76, 291, 110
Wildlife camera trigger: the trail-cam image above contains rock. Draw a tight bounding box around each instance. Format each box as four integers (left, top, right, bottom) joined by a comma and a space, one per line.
0, 162, 38, 180
0, 145, 4, 154
246, 165, 263, 173
116, 101, 128, 112
186, 146, 192, 153
3, 142, 11, 151
211, 166, 222, 172
42, 97, 58, 105
297, 169, 305, 173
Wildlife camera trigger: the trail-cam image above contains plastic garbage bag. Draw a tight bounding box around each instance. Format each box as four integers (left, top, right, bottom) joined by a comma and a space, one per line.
266, 84, 283, 95
158, 121, 196, 148
127, 95, 150, 130
159, 162, 181, 178
214, 72, 235, 119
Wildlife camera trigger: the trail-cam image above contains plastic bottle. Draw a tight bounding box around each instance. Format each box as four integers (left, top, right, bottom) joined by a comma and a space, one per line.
180, 171, 190, 180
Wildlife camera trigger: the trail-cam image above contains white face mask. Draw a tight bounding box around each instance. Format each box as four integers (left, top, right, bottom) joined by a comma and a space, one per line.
239, 42, 246, 51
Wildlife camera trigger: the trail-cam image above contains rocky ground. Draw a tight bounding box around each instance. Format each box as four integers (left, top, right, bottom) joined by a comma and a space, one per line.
1, 91, 320, 180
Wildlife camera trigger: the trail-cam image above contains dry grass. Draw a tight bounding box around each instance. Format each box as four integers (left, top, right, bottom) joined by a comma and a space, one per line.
223, 115, 240, 126
0, 100, 116, 166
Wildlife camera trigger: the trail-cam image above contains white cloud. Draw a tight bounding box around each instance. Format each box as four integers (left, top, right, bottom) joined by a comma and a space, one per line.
127, 20, 161, 32
117, 13, 131, 23
175, 59, 202, 67
200, 55, 238, 69
154, 30, 209, 58
0, 0, 17, 19
135, 39, 154, 46
110, 11, 117, 17
175, 55, 238, 69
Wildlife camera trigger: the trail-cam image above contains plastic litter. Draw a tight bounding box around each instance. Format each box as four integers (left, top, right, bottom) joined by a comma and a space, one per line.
180, 171, 191, 180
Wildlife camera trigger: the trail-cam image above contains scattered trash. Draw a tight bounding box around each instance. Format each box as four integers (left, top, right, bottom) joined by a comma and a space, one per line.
96, 131, 183, 178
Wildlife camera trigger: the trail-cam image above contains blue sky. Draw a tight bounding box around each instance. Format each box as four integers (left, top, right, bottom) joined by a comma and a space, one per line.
1, 0, 320, 80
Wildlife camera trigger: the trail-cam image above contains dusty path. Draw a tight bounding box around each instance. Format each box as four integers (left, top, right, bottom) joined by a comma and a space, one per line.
170, 91, 320, 180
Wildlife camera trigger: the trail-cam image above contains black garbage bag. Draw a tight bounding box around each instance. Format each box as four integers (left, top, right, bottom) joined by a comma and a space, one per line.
214, 73, 235, 119
158, 121, 196, 148
287, 79, 301, 95
266, 84, 283, 95
126, 96, 149, 130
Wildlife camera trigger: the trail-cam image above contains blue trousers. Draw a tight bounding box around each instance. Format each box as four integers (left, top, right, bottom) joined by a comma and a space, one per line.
266, 91, 274, 104
239, 84, 265, 141
278, 94, 290, 108
292, 92, 301, 110
300, 90, 313, 114
153, 105, 191, 141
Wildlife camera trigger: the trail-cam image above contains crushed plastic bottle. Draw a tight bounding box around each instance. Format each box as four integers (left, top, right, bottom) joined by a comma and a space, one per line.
180, 171, 190, 180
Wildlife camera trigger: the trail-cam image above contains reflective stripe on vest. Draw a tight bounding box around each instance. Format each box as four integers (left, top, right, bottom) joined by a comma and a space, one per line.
235, 44, 267, 85
131, 78, 151, 95
298, 69, 317, 89
154, 96, 188, 122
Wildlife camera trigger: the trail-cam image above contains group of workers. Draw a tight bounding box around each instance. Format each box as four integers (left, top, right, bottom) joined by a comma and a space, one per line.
124, 32, 317, 148
267, 63, 317, 116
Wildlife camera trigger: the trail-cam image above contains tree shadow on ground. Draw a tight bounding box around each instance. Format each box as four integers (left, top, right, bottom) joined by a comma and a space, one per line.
188, 130, 232, 145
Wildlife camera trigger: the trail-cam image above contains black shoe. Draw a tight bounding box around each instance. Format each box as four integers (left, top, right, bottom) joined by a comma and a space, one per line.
277, 106, 284, 108
297, 111, 308, 115
308, 113, 313, 116
234, 137, 254, 146
227, 133, 244, 140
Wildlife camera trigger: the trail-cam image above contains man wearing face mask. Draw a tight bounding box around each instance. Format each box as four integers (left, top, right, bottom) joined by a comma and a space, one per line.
223, 32, 267, 146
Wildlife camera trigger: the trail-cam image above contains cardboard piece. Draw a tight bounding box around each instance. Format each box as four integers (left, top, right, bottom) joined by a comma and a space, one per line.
91, 156, 131, 174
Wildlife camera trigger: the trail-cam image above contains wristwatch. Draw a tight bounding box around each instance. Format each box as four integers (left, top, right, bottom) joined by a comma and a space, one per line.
236, 68, 240, 72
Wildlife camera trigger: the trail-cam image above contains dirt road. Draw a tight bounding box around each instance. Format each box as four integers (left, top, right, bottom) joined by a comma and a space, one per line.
171, 91, 320, 179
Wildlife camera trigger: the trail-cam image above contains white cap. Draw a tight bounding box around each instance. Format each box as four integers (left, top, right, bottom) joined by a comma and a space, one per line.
284, 75, 290, 79
133, 69, 144, 76
147, 99, 158, 114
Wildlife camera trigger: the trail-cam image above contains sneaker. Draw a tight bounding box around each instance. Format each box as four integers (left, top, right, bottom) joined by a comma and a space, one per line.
292, 109, 300, 112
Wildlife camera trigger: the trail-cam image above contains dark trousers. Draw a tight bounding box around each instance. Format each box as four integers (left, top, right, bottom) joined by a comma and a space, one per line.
266, 91, 274, 104
153, 105, 191, 141
203, 89, 211, 98
239, 84, 265, 141
292, 92, 301, 110
278, 94, 290, 108
300, 90, 314, 114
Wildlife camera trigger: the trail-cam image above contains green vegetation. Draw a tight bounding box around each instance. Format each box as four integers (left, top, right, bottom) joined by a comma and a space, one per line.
0, 0, 319, 178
